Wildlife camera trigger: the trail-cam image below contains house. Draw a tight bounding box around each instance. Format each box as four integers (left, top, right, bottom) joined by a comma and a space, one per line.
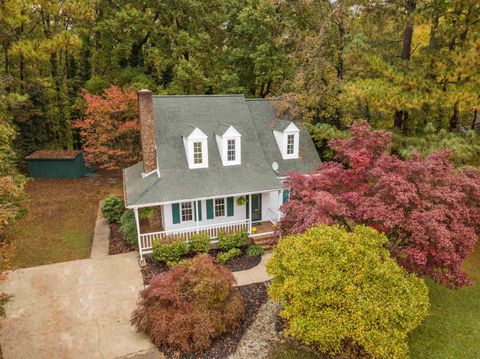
123, 90, 321, 258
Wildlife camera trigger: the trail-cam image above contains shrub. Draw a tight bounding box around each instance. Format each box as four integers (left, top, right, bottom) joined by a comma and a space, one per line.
267, 225, 429, 359
119, 210, 137, 245
101, 195, 125, 224
247, 244, 264, 257
139, 207, 154, 220
189, 232, 210, 253
152, 236, 189, 263
216, 248, 242, 264
131, 254, 244, 353
218, 230, 248, 251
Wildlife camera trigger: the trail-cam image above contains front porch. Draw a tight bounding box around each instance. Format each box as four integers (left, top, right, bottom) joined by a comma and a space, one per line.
132, 191, 285, 258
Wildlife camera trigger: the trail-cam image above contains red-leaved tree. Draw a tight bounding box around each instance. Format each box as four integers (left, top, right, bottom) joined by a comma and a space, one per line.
73, 86, 141, 169
279, 122, 480, 287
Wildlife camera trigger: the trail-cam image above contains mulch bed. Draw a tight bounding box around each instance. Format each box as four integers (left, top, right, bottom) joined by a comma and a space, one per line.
210, 248, 262, 272
162, 282, 269, 359
108, 223, 136, 255
140, 247, 262, 285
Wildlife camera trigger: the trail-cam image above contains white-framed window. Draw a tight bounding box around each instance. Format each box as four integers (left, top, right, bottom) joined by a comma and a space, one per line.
214, 198, 225, 217
193, 141, 202, 164
181, 202, 193, 221
227, 139, 236, 161
286, 134, 295, 155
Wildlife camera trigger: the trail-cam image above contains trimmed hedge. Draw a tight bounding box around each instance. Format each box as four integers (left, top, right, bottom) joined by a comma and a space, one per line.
218, 230, 248, 251
101, 195, 125, 224
189, 233, 210, 253
152, 237, 189, 264
216, 248, 242, 264
120, 210, 137, 245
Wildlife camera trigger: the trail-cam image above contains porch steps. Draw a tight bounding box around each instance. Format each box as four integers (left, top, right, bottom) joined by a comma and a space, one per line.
252, 234, 278, 250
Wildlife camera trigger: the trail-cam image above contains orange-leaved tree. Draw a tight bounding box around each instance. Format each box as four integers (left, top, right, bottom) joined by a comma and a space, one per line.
73, 85, 141, 169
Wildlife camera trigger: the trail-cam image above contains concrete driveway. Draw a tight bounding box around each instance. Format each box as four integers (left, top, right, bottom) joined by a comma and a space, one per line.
0, 252, 155, 359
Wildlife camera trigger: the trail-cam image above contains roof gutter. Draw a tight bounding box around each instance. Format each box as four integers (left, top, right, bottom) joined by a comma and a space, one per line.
125, 187, 283, 209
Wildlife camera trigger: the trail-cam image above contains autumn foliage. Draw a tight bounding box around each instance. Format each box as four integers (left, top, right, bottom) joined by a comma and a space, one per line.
73, 86, 141, 169
279, 122, 480, 287
267, 225, 429, 358
131, 254, 244, 353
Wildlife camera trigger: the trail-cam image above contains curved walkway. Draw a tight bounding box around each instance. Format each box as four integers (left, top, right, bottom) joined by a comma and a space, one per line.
233, 252, 273, 286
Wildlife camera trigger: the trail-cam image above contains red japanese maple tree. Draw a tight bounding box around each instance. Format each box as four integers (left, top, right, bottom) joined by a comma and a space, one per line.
73, 86, 141, 169
279, 122, 480, 287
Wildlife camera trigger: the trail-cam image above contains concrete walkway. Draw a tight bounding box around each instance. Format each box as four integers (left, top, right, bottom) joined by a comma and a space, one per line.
91, 202, 109, 258
233, 252, 273, 286
0, 203, 154, 359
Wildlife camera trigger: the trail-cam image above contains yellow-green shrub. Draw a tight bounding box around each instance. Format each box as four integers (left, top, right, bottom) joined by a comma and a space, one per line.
218, 230, 248, 251
189, 233, 210, 253
267, 225, 429, 359
152, 237, 189, 264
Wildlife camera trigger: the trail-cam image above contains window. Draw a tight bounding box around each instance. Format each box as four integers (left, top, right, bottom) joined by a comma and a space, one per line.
286, 134, 295, 155
227, 139, 236, 161
181, 202, 193, 221
214, 198, 225, 217
193, 142, 202, 164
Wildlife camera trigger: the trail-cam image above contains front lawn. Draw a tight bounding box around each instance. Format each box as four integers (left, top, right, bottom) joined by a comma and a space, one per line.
408, 242, 480, 358
6, 171, 122, 268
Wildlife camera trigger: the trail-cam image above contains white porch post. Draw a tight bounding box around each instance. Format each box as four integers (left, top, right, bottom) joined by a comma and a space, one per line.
195, 200, 200, 233
278, 190, 282, 222
133, 207, 143, 259
248, 194, 252, 233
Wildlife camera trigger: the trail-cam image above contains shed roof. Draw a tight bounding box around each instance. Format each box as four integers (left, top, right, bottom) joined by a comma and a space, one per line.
25, 150, 82, 160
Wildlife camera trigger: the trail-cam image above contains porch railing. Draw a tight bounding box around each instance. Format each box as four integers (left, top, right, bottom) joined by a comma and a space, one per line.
139, 219, 251, 255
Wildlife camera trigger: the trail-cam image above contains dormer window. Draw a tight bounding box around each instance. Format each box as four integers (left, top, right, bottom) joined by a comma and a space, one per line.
273, 121, 300, 159
227, 139, 236, 161
193, 142, 203, 164
286, 134, 295, 155
216, 125, 241, 166
184, 128, 208, 169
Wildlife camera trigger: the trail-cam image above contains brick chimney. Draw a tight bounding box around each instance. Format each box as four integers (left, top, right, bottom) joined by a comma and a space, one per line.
137, 89, 157, 174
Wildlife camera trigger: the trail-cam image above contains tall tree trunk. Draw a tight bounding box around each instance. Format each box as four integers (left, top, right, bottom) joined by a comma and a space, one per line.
336, 18, 345, 80
471, 109, 478, 130
394, 0, 417, 131
450, 101, 459, 131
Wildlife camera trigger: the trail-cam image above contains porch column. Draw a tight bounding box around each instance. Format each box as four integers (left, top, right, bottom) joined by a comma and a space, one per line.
277, 190, 282, 221
195, 200, 200, 233
248, 194, 252, 233
133, 207, 143, 259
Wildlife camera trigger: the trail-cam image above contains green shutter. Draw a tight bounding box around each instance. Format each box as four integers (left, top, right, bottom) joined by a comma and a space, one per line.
197, 201, 202, 221
282, 189, 290, 204
227, 197, 234, 217
172, 203, 180, 224
206, 199, 214, 219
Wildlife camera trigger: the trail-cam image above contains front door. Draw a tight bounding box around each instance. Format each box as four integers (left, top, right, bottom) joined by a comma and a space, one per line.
251, 194, 262, 223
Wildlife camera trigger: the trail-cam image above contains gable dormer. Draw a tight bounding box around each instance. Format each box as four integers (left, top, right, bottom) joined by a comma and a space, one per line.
216, 125, 241, 166
183, 127, 208, 169
273, 121, 300, 159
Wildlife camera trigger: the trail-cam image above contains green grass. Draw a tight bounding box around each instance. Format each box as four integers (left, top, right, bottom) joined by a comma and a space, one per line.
6, 174, 122, 268
408, 244, 480, 359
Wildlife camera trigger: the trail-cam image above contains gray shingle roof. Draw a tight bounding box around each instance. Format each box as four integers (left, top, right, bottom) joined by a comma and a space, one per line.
124, 95, 321, 207
247, 99, 321, 176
